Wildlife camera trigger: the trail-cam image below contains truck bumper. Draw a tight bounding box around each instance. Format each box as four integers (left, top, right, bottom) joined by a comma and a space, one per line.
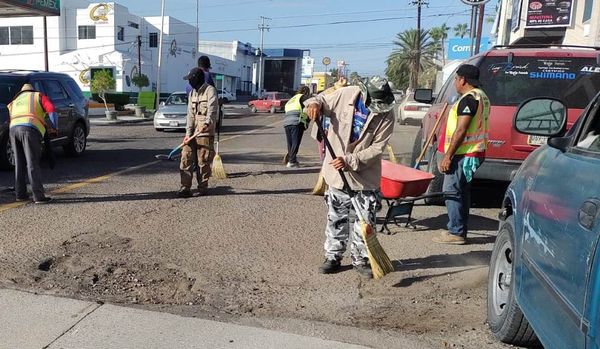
474, 158, 523, 182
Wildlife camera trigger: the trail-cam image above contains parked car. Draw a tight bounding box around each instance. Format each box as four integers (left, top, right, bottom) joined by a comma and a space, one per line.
396, 92, 431, 125
487, 93, 600, 348
413, 45, 600, 201
248, 92, 291, 113
0, 70, 90, 170
153, 92, 188, 131
218, 87, 236, 103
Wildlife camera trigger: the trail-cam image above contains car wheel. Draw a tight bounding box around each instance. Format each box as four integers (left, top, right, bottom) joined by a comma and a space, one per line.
250, 106, 258, 113
63, 122, 87, 157
487, 216, 540, 346
270, 106, 276, 114
0, 133, 15, 170
424, 141, 444, 205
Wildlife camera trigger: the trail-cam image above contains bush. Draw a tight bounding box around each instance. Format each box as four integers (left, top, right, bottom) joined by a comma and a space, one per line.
132, 74, 149, 91
91, 93, 131, 111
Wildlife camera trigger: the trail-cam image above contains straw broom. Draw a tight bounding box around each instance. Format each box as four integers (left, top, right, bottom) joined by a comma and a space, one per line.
317, 118, 393, 279
212, 109, 227, 179
386, 144, 398, 164
311, 169, 328, 195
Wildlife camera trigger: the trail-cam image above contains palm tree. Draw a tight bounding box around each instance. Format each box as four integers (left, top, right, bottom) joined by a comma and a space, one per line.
430, 23, 450, 65
387, 28, 438, 91
453, 23, 469, 38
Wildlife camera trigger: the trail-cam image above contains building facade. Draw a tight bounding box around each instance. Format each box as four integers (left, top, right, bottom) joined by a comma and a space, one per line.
496, 0, 600, 46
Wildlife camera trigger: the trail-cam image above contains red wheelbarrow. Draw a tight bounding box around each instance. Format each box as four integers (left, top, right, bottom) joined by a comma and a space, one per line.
379, 160, 443, 234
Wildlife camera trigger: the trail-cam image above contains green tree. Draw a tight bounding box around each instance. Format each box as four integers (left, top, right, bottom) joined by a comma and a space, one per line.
430, 23, 450, 65
131, 73, 149, 92
90, 69, 116, 111
386, 28, 438, 91
453, 23, 469, 38
349, 71, 362, 85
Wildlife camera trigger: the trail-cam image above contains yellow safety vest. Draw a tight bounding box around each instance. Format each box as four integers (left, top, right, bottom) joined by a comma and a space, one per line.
444, 88, 490, 155
8, 91, 47, 136
284, 93, 309, 127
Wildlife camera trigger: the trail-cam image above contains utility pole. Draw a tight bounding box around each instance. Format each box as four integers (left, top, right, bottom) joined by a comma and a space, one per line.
410, 0, 428, 90
156, 0, 166, 110
196, 0, 199, 54
257, 16, 270, 97
43, 16, 49, 71
474, 4, 485, 55
137, 35, 142, 75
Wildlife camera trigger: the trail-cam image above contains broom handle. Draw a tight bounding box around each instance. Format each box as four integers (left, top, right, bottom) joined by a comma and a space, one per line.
414, 102, 449, 168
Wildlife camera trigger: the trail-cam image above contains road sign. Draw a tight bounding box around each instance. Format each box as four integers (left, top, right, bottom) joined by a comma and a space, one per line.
460, 0, 491, 5
322, 57, 331, 66
216, 75, 223, 81
447, 37, 490, 60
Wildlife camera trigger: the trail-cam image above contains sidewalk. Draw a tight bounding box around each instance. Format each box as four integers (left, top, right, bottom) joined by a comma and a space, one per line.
0, 288, 371, 349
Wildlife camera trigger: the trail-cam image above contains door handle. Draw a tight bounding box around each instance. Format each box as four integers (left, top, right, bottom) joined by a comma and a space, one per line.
68, 103, 75, 107
579, 199, 600, 230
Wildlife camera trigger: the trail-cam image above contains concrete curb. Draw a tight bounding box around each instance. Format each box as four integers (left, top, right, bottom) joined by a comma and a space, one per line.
90, 117, 153, 126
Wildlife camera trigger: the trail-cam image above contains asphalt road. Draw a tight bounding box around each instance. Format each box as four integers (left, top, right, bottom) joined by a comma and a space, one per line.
0, 107, 511, 349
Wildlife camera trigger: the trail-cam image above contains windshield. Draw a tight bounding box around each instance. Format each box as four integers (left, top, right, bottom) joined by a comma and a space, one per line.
480, 56, 600, 109
276, 93, 291, 99
166, 94, 188, 105
0, 76, 26, 104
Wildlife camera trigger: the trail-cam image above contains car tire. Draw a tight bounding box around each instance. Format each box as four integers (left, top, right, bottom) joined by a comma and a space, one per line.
487, 216, 540, 346
0, 132, 14, 170
270, 106, 276, 114
63, 122, 87, 157
250, 106, 258, 113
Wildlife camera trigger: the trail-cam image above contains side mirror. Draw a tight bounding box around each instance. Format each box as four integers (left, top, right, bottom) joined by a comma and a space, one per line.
414, 89, 433, 104
513, 97, 567, 137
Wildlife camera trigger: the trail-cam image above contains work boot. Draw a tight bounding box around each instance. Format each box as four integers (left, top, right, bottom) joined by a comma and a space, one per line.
286, 162, 299, 168
319, 258, 341, 274
354, 264, 373, 279
195, 186, 208, 197
432, 231, 467, 245
177, 187, 192, 198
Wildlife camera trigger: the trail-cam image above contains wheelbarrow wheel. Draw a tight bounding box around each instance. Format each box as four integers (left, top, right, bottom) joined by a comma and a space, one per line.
424, 142, 444, 205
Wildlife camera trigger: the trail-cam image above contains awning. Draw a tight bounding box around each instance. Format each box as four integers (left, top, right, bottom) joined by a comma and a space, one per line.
0, 0, 60, 17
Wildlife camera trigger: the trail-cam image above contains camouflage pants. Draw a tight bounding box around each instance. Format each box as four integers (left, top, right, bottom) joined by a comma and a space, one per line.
180, 136, 215, 189
324, 187, 380, 266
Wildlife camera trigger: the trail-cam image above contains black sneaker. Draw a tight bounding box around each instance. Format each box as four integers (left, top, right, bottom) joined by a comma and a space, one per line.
319, 259, 341, 274
34, 197, 52, 204
16, 196, 31, 202
354, 264, 373, 279
177, 188, 192, 198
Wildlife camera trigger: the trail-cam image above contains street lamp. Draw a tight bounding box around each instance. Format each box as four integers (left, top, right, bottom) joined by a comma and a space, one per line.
156, 0, 166, 110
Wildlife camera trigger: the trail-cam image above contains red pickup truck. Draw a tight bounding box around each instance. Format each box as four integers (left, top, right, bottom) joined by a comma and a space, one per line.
248, 92, 291, 113
413, 45, 600, 201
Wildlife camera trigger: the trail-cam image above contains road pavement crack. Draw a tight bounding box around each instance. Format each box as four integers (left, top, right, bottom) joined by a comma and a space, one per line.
42, 301, 103, 349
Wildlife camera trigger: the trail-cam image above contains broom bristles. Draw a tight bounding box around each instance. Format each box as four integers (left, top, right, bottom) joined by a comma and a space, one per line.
311, 173, 328, 196
282, 153, 289, 164
361, 221, 394, 279
386, 145, 398, 164
211, 154, 227, 179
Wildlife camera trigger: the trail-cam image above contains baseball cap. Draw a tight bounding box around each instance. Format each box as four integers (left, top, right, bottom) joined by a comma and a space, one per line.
183, 67, 203, 80
456, 64, 481, 87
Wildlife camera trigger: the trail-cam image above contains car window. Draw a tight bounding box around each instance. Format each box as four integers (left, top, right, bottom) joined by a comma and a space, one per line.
63, 78, 85, 100
276, 93, 291, 99
479, 56, 600, 109
575, 99, 600, 151
0, 76, 26, 104
43, 80, 69, 102
166, 94, 188, 105
436, 66, 459, 104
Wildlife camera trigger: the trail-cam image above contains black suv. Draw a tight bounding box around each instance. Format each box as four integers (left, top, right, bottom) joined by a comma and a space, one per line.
0, 70, 90, 169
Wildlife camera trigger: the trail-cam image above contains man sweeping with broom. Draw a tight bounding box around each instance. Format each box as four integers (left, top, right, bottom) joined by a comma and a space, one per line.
305, 76, 395, 279
177, 67, 220, 198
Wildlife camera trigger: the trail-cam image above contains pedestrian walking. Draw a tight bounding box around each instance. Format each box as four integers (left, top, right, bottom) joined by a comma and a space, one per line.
8, 84, 58, 204
433, 64, 490, 245
305, 76, 395, 278
283, 85, 311, 168
178, 67, 219, 198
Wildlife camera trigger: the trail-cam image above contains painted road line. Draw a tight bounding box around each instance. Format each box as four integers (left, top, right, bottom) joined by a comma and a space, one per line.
0, 119, 284, 213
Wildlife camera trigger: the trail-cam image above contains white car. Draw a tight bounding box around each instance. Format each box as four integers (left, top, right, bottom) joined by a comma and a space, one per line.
153, 92, 188, 131
396, 93, 431, 125
218, 88, 236, 103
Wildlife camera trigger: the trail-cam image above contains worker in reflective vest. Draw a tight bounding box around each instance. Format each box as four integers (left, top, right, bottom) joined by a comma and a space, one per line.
282, 85, 311, 168
8, 84, 58, 204
433, 64, 490, 245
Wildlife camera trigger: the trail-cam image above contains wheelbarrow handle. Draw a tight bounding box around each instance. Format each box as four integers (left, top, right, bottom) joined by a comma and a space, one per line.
315, 116, 354, 198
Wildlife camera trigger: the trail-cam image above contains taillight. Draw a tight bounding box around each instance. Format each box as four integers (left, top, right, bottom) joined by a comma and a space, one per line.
404, 105, 418, 111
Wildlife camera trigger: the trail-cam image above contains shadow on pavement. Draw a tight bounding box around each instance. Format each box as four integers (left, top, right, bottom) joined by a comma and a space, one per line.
393, 250, 492, 273
393, 266, 487, 288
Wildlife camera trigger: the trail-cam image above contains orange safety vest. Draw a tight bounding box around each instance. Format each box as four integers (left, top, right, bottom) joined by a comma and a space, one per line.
8, 91, 47, 136
444, 88, 490, 156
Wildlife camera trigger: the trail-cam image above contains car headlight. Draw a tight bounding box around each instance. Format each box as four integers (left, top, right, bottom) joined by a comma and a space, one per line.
154, 112, 164, 119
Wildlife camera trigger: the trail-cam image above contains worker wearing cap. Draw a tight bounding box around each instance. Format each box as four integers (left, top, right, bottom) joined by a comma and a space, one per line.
305, 76, 396, 279
8, 83, 58, 204
178, 67, 219, 198
433, 64, 490, 245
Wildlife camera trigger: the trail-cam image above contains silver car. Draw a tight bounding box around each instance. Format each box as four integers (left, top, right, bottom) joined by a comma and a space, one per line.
154, 92, 188, 131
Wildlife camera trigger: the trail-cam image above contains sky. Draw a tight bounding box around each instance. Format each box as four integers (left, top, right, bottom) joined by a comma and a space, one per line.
119, 0, 495, 76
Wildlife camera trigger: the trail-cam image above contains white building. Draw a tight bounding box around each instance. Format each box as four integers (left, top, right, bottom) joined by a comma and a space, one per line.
0, 0, 197, 97
495, 0, 600, 46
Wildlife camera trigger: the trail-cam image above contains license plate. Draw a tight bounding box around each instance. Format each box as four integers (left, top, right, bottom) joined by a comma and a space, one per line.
419, 106, 430, 111
169, 121, 179, 127
528, 135, 548, 146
